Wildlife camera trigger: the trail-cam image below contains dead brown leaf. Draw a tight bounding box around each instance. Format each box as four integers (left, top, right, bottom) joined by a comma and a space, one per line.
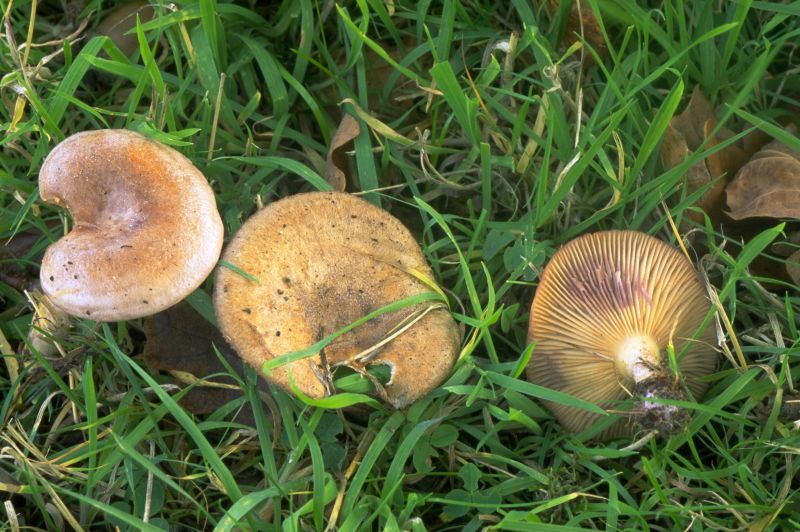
95, 1, 156, 57
662, 90, 800, 289
142, 302, 265, 423
704, 118, 749, 180
323, 114, 360, 192
661, 89, 719, 225
786, 249, 800, 285
660, 88, 755, 227
726, 140, 800, 220
545, 0, 607, 62
662, 123, 716, 218
670, 87, 716, 152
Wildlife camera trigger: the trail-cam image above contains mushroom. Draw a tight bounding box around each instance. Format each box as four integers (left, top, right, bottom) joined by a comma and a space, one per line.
39, 129, 224, 321
213, 191, 460, 408
526, 230, 717, 439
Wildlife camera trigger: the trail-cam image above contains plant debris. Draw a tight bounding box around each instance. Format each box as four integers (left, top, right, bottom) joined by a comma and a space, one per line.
323, 114, 361, 192
142, 302, 263, 424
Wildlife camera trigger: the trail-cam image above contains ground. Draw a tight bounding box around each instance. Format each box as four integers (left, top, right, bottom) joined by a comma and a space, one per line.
1, 1, 799, 530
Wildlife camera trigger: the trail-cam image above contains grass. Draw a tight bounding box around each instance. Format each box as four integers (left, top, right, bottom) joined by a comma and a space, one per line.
2, 0, 800, 530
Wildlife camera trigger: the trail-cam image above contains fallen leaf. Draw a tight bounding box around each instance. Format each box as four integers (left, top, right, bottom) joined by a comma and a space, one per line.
661, 89, 720, 225
662, 93, 799, 288
726, 140, 800, 220
750, 139, 799, 161
660, 88, 754, 227
689, 118, 750, 225
662, 123, 715, 194
704, 118, 749, 180
142, 301, 266, 422
95, 1, 156, 57
544, 0, 607, 63
323, 114, 360, 192
743, 128, 773, 158
670, 87, 715, 151
786, 248, 800, 285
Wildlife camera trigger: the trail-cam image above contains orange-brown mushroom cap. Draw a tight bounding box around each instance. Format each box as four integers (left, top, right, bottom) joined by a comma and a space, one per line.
526, 230, 717, 438
39, 129, 224, 321
213, 191, 460, 408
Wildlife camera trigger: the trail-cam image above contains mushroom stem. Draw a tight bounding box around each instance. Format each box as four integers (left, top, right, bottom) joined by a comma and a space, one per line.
616, 335, 690, 435
616, 334, 662, 384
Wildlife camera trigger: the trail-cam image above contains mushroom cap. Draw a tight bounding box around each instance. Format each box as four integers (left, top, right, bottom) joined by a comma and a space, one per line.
213, 191, 460, 408
39, 129, 224, 321
526, 230, 717, 438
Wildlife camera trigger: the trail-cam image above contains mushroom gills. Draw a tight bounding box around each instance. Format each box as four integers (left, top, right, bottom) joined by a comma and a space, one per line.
527, 230, 718, 439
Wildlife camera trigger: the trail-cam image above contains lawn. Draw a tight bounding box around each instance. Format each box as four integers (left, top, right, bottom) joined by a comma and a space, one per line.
1, 0, 800, 530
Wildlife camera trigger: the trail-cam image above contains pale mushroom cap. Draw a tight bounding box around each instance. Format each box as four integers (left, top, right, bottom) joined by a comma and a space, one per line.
526, 230, 717, 438
214, 191, 460, 408
39, 129, 224, 321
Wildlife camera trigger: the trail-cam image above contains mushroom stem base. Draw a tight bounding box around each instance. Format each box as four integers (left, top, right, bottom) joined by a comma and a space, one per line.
630, 367, 690, 437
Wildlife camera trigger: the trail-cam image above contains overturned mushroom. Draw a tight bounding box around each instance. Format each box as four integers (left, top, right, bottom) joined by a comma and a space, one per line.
214, 191, 460, 408
39, 129, 224, 321
526, 230, 718, 439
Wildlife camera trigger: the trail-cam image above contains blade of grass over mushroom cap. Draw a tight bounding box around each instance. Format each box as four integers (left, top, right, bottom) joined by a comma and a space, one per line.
285, 370, 384, 410
262, 291, 446, 372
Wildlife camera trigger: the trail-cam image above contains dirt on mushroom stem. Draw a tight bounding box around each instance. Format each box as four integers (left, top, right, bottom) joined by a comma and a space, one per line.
630, 364, 692, 436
